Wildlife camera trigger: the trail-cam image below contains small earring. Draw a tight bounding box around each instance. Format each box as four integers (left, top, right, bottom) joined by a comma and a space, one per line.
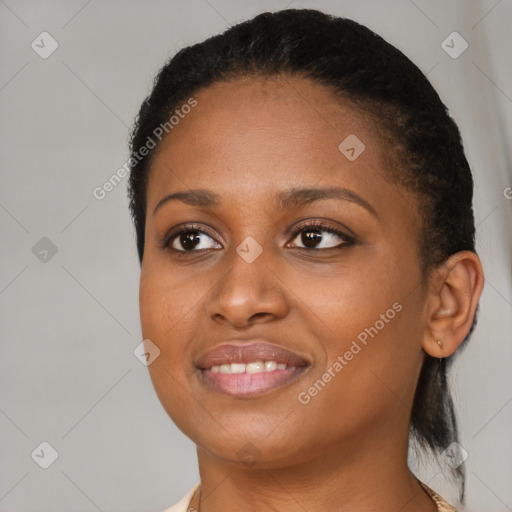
437, 340, 444, 364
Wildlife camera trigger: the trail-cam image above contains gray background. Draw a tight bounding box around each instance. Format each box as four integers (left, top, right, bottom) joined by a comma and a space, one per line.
0, 0, 511, 511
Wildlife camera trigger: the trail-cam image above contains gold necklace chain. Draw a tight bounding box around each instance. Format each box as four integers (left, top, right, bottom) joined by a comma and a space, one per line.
187, 483, 445, 511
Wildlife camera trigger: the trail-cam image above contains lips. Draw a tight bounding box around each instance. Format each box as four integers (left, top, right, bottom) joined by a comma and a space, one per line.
196, 342, 309, 369
196, 341, 310, 398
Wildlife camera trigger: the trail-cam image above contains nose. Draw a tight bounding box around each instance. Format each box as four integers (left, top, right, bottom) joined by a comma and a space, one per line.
206, 245, 289, 329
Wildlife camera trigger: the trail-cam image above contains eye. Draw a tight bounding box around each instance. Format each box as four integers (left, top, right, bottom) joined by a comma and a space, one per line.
163, 221, 353, 253
165, 224, 222, 252
288, 221, 353, 250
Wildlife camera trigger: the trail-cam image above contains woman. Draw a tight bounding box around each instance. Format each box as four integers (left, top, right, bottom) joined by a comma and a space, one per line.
128, 9, 484, 511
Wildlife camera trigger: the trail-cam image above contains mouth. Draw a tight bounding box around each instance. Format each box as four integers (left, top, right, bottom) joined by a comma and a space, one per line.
195, 341, 310, 398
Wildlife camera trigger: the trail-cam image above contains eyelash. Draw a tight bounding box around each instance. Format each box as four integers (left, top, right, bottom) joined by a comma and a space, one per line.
162, 220, 355, 254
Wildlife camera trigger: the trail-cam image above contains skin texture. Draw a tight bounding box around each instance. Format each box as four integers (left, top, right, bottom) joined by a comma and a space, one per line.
139, 76, 484, 511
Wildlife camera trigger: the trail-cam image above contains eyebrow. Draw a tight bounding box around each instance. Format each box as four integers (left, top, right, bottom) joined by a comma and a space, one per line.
153, 189, 220, 215
153, 186, 378, 219
277, 187, 378, 219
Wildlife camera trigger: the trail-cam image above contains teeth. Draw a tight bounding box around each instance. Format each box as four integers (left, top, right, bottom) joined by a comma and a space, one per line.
246, 361, 265, 373
265, 361, 277, 371
219, 364, 231, 374
209, 361, 289, 374
230, 363, 246, 374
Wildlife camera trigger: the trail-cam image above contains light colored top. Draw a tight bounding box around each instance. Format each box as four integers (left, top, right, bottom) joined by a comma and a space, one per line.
162, 483, 199, 512
162, 482, 457, 511
420, 482, 458, 512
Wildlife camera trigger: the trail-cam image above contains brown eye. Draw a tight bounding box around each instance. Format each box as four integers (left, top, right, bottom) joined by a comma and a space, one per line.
166, 226, 222, 252
176, 231, 202, 250
289, 223, 350, 250
300, 229, 323, 248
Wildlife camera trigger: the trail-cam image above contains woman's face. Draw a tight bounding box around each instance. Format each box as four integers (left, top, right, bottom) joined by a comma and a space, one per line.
140, 76, 429, 467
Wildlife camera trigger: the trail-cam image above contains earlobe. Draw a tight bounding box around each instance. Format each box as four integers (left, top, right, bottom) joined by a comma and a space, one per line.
423, 251, 484, 358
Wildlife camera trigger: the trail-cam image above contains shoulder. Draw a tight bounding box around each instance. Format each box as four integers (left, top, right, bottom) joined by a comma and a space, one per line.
161, 484, 200, 512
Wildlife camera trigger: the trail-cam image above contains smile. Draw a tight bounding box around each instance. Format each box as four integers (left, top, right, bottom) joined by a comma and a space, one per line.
196, 341, 309, 398
210, 361, 289, 373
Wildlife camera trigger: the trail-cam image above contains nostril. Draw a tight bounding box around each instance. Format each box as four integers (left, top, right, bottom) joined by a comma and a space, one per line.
250, 312, 270, 321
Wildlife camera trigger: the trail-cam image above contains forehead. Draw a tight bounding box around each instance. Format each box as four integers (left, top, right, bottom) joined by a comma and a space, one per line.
147, 76, 390, 205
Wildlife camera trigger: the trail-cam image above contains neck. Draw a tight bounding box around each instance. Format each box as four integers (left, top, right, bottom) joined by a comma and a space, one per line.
193, 432, 437, 512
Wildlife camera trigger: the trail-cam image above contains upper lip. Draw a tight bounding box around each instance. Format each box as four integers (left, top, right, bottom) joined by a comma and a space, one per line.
195, 341, 310, 369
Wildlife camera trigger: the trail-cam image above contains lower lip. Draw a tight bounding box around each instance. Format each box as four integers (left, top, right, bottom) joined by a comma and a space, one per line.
199, 367, 307, 398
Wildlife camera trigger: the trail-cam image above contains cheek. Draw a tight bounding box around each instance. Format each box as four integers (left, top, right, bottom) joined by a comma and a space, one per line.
140, 259, 202, 334
281, 246, 411, 339
139, 263, 203, 371
285, 251, 423, 404
138, 266, 203, 421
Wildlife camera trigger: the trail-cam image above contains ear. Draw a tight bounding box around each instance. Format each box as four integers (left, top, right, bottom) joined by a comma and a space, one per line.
423, 251, 484, 358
